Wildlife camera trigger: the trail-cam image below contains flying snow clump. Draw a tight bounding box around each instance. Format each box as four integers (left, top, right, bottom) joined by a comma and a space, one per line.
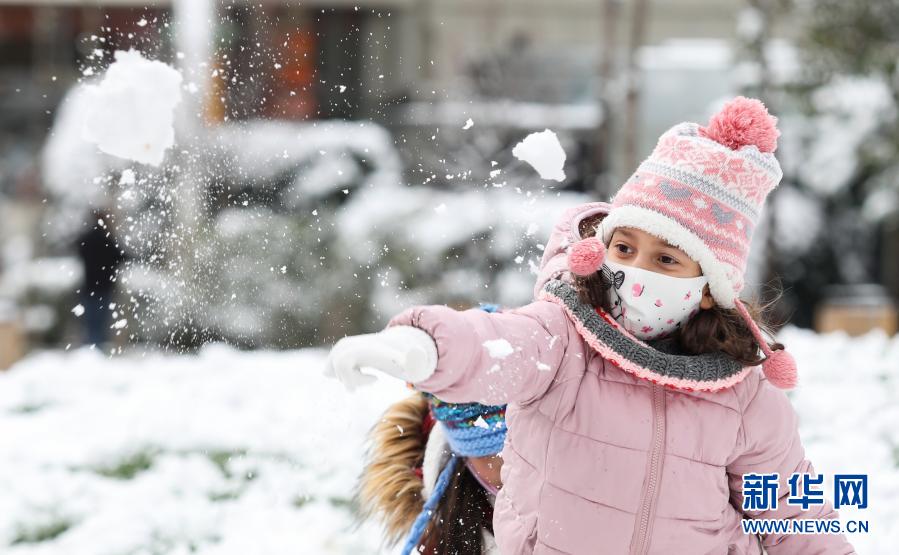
82, 49, 183, 166
512, 129, 566, 182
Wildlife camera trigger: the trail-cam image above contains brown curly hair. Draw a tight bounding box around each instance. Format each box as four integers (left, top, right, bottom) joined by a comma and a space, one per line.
573, 213, 783, 366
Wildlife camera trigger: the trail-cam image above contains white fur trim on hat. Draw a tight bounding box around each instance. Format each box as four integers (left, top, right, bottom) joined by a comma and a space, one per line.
421, 423, 451, 499
601, 205, 739, 308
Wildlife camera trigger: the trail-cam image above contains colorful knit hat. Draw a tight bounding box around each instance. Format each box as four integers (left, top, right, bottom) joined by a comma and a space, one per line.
423, 392, 507, 457
568, 97, 797, 389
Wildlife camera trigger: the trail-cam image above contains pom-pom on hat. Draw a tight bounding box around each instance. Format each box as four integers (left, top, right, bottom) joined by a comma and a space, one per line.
699, 96, 780, 153
568, 236, 606, 277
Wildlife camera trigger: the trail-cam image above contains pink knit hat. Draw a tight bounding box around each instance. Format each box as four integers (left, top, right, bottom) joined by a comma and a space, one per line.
601, 96, 781, 308
594, 96, 797, 388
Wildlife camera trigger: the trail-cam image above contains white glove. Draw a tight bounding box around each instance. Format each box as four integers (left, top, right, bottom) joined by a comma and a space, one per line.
323, 325, 439, 391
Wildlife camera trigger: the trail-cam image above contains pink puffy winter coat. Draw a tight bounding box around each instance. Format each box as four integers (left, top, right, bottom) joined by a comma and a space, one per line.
386, 202, 856, 554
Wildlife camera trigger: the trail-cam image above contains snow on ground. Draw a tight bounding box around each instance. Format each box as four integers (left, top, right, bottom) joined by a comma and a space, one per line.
0, 328, 896, 553
0, 345, 409, 555
778, 327, 899, 554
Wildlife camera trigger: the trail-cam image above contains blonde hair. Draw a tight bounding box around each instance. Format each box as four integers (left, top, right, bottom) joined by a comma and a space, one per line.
354, 394, 430, 546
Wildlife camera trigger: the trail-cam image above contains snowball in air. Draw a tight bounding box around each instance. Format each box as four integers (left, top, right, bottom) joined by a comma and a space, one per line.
81, 49, 183, 166
512, 129, 566, 182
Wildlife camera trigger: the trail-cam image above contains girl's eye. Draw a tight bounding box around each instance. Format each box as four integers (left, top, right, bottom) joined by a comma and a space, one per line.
615, 244, 632, 255
659, 255, 678, 265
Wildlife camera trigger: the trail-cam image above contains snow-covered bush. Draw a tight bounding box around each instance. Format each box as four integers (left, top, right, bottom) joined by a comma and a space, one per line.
731, 0, 899, 326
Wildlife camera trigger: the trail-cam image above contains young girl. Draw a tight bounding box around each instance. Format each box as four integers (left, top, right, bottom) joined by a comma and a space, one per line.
327, 97, 857, 554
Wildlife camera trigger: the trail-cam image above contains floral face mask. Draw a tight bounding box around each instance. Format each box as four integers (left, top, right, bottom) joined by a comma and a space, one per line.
603, 260, 709, 341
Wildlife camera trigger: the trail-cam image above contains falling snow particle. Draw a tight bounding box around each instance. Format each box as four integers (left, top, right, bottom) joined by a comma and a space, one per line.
434, 203, 446, 213
119, 169, 136, 186
71, 304, 85, 317
463, 118, 474, 130
483, 339, 514, 359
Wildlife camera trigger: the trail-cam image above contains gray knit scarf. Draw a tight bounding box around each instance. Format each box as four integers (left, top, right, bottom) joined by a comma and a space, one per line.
538, 279, 752, 392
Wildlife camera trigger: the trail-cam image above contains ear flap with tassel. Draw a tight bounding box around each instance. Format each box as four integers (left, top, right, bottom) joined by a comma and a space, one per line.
733, 299, 798, 389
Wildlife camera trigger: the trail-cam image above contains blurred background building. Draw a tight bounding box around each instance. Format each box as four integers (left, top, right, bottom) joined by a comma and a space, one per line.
1, 0, 897, 364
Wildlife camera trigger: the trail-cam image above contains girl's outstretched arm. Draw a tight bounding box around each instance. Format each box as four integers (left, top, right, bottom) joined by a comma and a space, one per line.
726, 377, 857, 554
385, 300, 574, 406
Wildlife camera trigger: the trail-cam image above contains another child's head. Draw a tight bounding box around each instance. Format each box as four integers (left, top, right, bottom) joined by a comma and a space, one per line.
570, 97, 794, 383
354, 393, 500, 553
